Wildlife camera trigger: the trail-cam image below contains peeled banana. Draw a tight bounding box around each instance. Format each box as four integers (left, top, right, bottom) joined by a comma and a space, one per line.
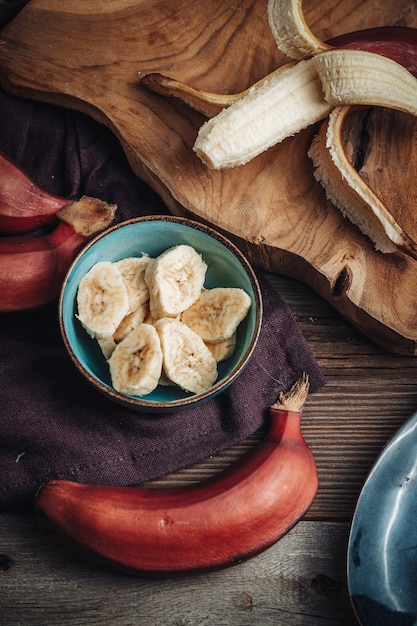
193, 58, 332, 169
141, 0, 417, 259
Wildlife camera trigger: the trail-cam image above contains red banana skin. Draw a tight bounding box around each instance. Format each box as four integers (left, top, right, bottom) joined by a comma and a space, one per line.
0, 222, 88, 312
0, 198, 117, 313
34, 407, 318, 577
0, 150, 69, 235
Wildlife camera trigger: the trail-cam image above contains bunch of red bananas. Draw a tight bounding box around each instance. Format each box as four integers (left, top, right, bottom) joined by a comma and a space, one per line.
0, 150, 117, 313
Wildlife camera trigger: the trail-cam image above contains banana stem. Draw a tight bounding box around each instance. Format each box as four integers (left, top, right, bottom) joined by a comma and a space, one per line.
141, 64, 297, 118
271, 372, 310, 412
141, 73, 239, 117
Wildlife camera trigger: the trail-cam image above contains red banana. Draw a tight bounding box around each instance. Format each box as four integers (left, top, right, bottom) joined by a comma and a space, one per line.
0, 150, 75, 235
34, 375, 317, 577
0, 197, 117, 313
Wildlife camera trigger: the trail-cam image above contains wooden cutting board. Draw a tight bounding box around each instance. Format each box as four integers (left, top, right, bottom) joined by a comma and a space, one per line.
1, 0, 417, 354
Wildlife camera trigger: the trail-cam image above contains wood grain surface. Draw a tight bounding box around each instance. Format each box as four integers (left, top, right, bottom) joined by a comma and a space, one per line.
1, 0, 417, 354
0, 516, 356, 626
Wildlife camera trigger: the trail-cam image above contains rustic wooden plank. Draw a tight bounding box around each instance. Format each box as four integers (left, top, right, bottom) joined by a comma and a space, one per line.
0, 515, 358, 626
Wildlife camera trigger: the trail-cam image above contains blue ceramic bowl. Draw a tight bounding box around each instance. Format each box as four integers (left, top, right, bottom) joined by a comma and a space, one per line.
59, 216, 262, 412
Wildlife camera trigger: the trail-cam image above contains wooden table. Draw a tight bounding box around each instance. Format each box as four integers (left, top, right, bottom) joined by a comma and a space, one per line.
2, 271, 416, 626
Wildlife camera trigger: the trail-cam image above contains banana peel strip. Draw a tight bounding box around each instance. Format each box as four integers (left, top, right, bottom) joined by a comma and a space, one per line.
308, 107, 417, 259
310, 50, 417, 259
267, 0, 330, 60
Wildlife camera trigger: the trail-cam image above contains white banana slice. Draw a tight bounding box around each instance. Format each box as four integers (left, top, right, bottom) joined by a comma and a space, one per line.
145, 244, 207, 319
76, 261, 129, 339
205, 333, 237, 362
181, 287, 251, 343
115, 255, 151, 313
97, 303, 149, 360
113, 303, 149, 344
155, 318, 218, 395
108, 323, 163, 396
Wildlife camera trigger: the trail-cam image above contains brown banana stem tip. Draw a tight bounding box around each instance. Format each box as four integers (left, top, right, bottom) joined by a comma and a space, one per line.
271, 372, 310, 412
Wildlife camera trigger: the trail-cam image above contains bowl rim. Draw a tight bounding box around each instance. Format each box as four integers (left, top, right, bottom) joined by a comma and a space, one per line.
59, 215, 263, 411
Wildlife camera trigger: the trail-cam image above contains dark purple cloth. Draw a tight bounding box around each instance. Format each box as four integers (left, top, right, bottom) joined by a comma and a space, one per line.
0, 87, 325, 512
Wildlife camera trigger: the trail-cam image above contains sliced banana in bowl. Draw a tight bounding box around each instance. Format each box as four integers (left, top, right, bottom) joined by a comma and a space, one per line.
59, 216, 262, 412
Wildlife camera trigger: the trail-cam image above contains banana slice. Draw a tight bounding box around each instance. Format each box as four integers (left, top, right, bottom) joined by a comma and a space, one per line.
155, 318, 218, 395
145, 244, 207, 319
181, 287, 251, 343
108, 323, 163, 396
96, 303, 149, 360
205, 333, 237, 362
115, 255, 151, 313
113, 303, 149, 344
76, 261, 129, 339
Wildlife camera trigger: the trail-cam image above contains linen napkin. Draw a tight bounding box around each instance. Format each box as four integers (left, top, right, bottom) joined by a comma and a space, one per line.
0, 86, 325, 512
